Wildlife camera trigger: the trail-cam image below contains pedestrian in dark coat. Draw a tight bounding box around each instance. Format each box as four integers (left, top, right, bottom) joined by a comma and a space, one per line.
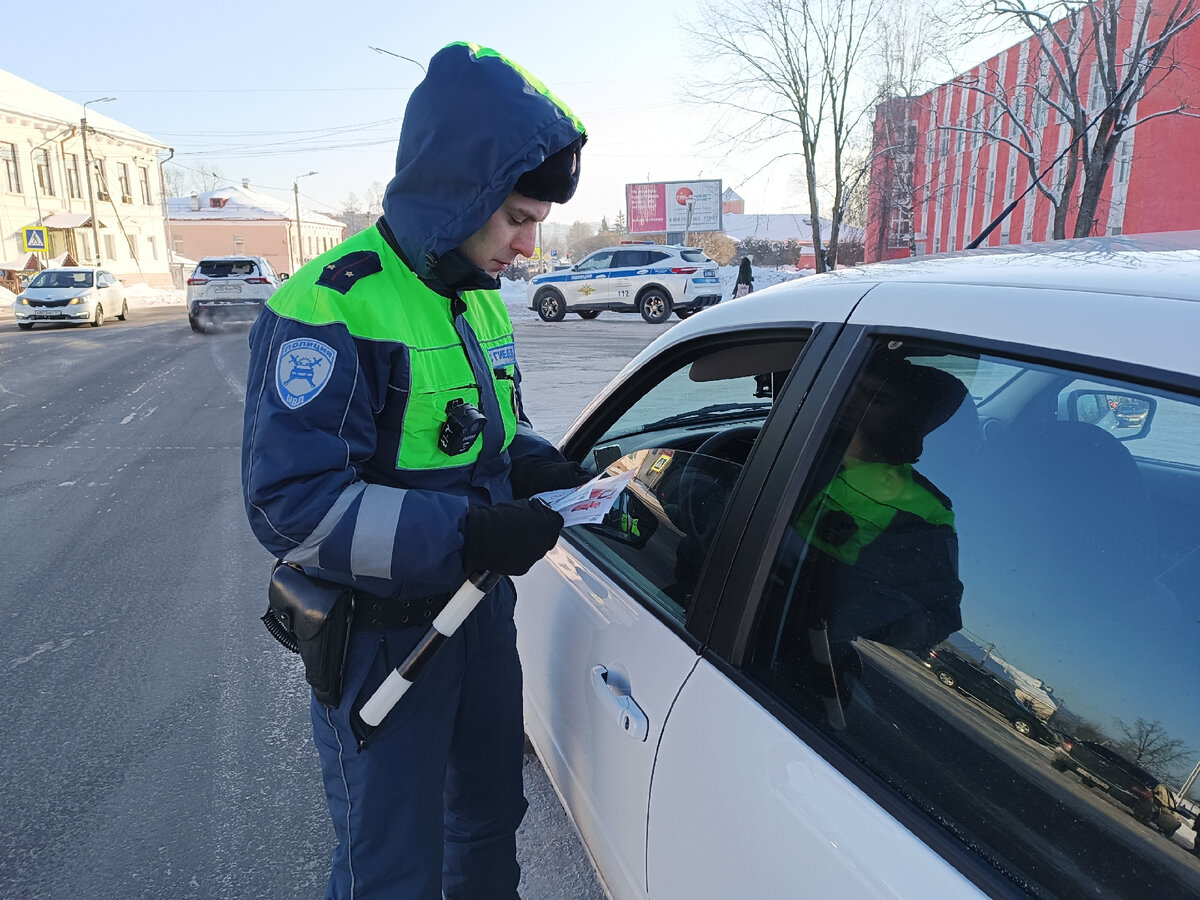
734, 256, 754, 298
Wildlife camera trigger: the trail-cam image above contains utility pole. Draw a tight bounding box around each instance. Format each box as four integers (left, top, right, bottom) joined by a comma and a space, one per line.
81, 97, 116, 266
293, 171, 317, 271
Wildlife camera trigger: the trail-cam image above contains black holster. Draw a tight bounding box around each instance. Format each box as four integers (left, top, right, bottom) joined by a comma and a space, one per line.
262, 562, 354, 708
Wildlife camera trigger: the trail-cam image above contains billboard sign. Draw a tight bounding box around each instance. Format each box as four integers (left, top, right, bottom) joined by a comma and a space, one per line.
626, 179, 722, 235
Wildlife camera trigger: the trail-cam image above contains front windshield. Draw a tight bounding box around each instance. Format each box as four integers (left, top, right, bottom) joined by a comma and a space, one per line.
29, 270, 93, 289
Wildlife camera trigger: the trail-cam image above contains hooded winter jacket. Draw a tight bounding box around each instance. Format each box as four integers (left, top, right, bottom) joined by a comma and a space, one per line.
241, 43, 586, 599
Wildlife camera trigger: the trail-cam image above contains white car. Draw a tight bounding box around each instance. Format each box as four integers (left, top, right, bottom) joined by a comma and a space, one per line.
186, 255, 282, 333
516, 233, 1200, 899
13, 267, 127, 330
527, 243, 722, 324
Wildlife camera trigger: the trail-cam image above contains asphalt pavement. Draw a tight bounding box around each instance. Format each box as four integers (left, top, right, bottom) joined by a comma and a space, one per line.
0, 305, 668, 899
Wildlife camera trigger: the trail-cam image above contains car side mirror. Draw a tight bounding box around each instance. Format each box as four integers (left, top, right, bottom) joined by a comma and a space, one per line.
1067, 389, 1156, 439
279, 273, 289, 280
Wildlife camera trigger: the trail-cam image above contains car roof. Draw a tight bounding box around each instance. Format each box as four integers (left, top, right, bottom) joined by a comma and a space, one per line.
585, 244, 692, 255
631, 232, 1200, 381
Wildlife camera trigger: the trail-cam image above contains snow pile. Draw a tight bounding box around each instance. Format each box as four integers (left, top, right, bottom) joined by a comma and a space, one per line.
124, 284, 186, 308
0, 286, 16, 306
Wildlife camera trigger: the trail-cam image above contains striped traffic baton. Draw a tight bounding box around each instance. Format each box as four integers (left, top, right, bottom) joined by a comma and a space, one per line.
354, 569, 501, 746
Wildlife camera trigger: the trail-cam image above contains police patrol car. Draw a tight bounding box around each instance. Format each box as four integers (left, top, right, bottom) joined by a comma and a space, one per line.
527, 243, 722, 324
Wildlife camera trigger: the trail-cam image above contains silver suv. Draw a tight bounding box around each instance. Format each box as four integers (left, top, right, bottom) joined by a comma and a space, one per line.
527, 243, 721, 324
186, 255, 282, 333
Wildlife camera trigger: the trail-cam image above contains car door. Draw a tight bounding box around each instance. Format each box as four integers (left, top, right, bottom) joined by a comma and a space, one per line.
516, 324, 830, 899
569, 249, 615, 308
670, 288, 1200, 898
608, 249, 647, 309
101, 271, 123, 317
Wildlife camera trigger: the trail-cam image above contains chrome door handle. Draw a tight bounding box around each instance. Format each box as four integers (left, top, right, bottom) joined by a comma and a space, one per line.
590, 665, 649, 741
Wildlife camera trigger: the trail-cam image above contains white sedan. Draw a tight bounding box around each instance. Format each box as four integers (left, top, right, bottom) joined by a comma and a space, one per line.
13, 267, 128, 330
516, 233, 1200, 899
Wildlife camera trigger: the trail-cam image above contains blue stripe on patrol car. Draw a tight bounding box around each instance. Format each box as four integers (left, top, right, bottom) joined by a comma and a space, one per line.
532, 267, 678, 285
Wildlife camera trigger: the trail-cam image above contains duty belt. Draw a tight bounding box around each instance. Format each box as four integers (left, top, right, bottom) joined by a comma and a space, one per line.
356, 592, 453, 630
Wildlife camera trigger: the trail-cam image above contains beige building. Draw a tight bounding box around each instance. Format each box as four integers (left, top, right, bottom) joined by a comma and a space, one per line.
0, 69, 173, 288
168, 182, 345, 278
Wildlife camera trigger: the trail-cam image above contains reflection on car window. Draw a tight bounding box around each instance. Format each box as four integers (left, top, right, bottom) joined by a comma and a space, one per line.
575, 251, 614, 272
30, 270, 93, 288
746, 340, 1200, 898
199, 259, 258, 278
572, 336, 810, 622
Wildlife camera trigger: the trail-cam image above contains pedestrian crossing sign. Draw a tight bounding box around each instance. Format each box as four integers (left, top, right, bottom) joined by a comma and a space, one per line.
22, 226, 47, 253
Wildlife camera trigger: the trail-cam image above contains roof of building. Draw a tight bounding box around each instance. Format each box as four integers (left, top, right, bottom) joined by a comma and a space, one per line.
722, 212, 866, 244
167, 184, 344, 228
0, 68, 164, 149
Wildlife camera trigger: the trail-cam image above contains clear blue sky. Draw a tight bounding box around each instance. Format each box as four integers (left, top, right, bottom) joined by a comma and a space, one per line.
3, 1, 812, 226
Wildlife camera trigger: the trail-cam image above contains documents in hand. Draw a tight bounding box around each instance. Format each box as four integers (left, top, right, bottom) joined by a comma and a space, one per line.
534, 469, 636, 527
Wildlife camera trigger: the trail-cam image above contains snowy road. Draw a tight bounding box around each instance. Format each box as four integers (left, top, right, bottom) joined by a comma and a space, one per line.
0, 303, 669, 899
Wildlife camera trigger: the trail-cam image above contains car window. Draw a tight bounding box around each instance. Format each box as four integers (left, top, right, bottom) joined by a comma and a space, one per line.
30, 270, 93, 289
679, 249, 712, 264
613, 250, 649, 268
199, 259, 258, 278
575, 251, 615, 272
743, 339, 1200, 898
646, 251, 670, 264
572, 337, 809, 623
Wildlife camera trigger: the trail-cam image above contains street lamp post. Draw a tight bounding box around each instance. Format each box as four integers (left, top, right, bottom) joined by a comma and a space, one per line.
293, 171, 318, 271
81, 97, 116, 266
683, 197, 696, 247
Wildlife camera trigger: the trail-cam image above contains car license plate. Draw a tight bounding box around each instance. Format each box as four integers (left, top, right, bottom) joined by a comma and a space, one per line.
34, 309, 60, 317
214, 284, 241, 293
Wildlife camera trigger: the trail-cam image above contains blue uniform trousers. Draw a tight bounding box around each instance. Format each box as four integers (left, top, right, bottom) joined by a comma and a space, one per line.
312, 580, 527, 899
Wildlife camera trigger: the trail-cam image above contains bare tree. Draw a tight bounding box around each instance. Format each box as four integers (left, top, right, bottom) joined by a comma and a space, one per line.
687, 0, 883, 272
1114, 716, 1192, 776
950, 0, 1200, 239
862, 0, 957, 258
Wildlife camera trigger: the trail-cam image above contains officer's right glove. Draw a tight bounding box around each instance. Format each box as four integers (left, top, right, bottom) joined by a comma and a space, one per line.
462, 499, 565, 576
509, 455, 591, 500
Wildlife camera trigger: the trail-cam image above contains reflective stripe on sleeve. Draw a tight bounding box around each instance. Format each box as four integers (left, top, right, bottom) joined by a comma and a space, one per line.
283, 480, 368, 569
350, 483, 407, 579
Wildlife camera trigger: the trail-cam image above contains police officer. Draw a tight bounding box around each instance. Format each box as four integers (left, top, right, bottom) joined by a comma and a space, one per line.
241, 42, 590, 899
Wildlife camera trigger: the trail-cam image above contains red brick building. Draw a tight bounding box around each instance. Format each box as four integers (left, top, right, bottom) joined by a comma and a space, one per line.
865, 2, 1200, 263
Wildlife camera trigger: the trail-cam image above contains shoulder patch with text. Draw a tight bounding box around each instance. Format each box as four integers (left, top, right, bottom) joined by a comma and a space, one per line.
488, 342, 517, 368
276, 338, 337, 409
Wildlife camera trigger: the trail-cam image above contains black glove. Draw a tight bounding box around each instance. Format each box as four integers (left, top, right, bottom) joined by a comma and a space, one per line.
509, 456, 591, 500
462, 499, 565, 576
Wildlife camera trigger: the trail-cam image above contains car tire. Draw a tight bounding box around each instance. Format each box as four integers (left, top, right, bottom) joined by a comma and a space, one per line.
188, 315, 205, 334
1012, 719, 1033, 736
91, 304, 104, 327
535, 288, 566, 322
675, 309, 694, 320
117, 299, 129, 321
577, 310, 601, 320
17, 322, 33, 331
935, 670, 957, 688
1051, 758, 1069, 772
639, 289, 671, 324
